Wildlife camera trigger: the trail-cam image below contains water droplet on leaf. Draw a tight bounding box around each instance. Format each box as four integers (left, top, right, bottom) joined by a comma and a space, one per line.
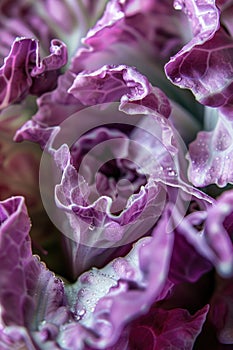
174, 0, 184, 10
174, 76, 182, 83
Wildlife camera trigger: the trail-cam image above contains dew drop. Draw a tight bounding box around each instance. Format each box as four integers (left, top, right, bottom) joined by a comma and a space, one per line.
77, 308, 86, 317
75, 303, 87, 320
40, 320, 47, 327
185, 10, 192, 17
174, 0, 184, 10
168, 170, 177, 177
174, 76, 182, 83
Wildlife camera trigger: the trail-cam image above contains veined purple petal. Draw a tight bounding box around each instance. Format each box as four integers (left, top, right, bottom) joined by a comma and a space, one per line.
0, 38, 36, 111
29, 39, 68, 95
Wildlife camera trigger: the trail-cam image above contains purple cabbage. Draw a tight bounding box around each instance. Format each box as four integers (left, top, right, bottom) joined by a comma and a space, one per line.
1, 0, 233, 349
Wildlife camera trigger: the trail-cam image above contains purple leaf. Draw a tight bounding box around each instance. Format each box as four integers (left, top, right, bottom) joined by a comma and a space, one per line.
177, 190, 233, 277
71, 0, 187, 74
0, 37, 67, 111
128, 304, 209, 350
187, 112, 233, 187
205, 190, 233, 277
210, 277, 233, 345
169, 232, 212, 283
29, 39, 68, 95
69, 65, 171, 117
0, 196, 65, 329
165, 0, 233, 113
0, 38, 36, 110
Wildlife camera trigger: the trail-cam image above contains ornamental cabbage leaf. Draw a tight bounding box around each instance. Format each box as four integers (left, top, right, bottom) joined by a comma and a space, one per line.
165, 0, 233, 115
71, 0, 188, 74
0, 38, 67, 110
0, 197, 65, 340
127, 304, 209, 350
187, 111, 233, 187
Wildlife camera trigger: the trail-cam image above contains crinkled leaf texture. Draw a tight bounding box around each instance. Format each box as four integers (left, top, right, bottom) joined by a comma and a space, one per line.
53, 136, 165, 276
68, 65, 171, 117
16, 64, 215, 281
165, 0, 233, 114
187, 111, 233, 187
71, 0, 187, 74
62, 207, 174, 349
0, 0, 107, 67
177, 189, 233, 278
0, 37, 67, 111
53, 121, 214, 281
14, 64, 171, 148
15, 64, 178, 281
0, 196, 66, 349
0, 196, 177, 349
